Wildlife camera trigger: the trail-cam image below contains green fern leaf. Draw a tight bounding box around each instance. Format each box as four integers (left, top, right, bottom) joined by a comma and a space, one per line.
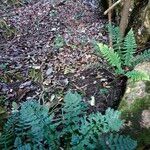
123, 29, 137, 66
0, 100, 55, 150
62, 91, 87, 136
17, 100, 52, 143
125, 70, 150, 81
108, 25, 123, 56
72, 108, 123, 149
0, 113, 18, 150
104, 108, 123, 132
132, 49, 150, 67
99, 133, 137, 150
97, 43, 123, 72
63, 91, 87, 124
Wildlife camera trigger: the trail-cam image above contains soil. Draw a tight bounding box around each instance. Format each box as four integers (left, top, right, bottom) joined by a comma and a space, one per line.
0, 0, 127, 113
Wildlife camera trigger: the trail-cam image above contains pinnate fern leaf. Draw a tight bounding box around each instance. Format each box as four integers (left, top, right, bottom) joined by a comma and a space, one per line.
132, 49, 150, 67
99, 133, 137, 150
63, 91, 87, 125
123, 29, 137, 66
72, 108, 123, 149
0, 100, 54, 150
125, 70, 150, 81
108, 25, 123, 56
104, 108, 123, 132
17, 100, 52, 143
97, 43, 122, 71
0, 113, 18, 150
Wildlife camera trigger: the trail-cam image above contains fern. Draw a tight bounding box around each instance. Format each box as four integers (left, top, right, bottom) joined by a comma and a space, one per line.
123, 29, 137, 67
0, 113, 18, 150
14, 137, 31, 150
125, 70, 150, 81
0, 100, 54, 150
60, 91, 88, 147
97, 43, 123, 73
97, 26, 150, 81
132, 49, 150, 66
62, 91, 87, 125
62, 91, 87, 133
99, 133, 137, 150
0, 92, 137, 150
17, 100, 51, 143
108, 25, 123, 56
72, 108, 123, 149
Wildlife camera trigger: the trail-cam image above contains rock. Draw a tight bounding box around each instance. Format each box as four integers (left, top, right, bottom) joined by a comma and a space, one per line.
141, 110, 150, 129
135, 0, 150, 45
118, 62, 150, 149
127, 0, 150, 46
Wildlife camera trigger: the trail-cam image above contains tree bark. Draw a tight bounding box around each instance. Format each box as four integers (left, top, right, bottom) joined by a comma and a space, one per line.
119, 0, 131, 37
108, 0, 113, 47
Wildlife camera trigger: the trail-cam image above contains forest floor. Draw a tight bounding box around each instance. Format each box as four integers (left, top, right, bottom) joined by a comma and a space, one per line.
0, 0, 126, 113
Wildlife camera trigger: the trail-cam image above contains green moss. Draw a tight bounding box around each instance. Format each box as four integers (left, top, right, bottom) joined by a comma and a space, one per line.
130, 96, 149, 113
145, 81, 150, 93
119, 96, 150, 148
118, 100, 130, 119
118, 99, 128, 110
119, 96, 150, 119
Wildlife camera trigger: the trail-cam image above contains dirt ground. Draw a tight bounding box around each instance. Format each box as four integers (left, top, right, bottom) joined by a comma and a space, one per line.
0, 0, 126, 112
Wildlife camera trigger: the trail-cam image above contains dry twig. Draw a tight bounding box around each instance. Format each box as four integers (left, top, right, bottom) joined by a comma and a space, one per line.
104, 0, 122, 15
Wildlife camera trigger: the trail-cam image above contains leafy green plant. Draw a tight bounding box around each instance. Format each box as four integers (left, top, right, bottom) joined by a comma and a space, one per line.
29, 68, 43, 83
0, 19, 17, 38
0, 91, 137, 150
54, 35, 65, 49
97, 26, 150, 81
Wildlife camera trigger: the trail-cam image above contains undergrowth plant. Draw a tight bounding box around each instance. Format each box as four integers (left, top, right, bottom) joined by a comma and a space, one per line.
0, 19, 17, 38
0, 91, 137, 150
97, 26, 150, 81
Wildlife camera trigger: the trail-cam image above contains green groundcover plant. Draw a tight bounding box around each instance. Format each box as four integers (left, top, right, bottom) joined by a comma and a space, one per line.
97, 26, 150, 81
0, 91, 137, 150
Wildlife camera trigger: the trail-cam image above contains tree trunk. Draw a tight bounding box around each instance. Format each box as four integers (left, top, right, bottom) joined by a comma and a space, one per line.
119, 0, 131, 37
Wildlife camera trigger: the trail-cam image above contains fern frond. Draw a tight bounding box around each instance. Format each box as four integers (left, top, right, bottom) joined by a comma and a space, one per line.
62, 91, 87, 136
123, 29, 137, 66
0, 100, 54, 150
104, 108, 123, 132
72, 108, 123, 149
125, 70, 150, 81
97, 43, 123, 72
63, 91, 87, 124
17, 100, 52, 143
99, 133, 137, 150
14, 137, 32, 150
132, 49, 150, 67
0, 113, 18, 150
108, 25, 123, 55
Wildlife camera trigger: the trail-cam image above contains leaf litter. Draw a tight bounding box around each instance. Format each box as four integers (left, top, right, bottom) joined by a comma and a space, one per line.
0, 0, 126, 113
